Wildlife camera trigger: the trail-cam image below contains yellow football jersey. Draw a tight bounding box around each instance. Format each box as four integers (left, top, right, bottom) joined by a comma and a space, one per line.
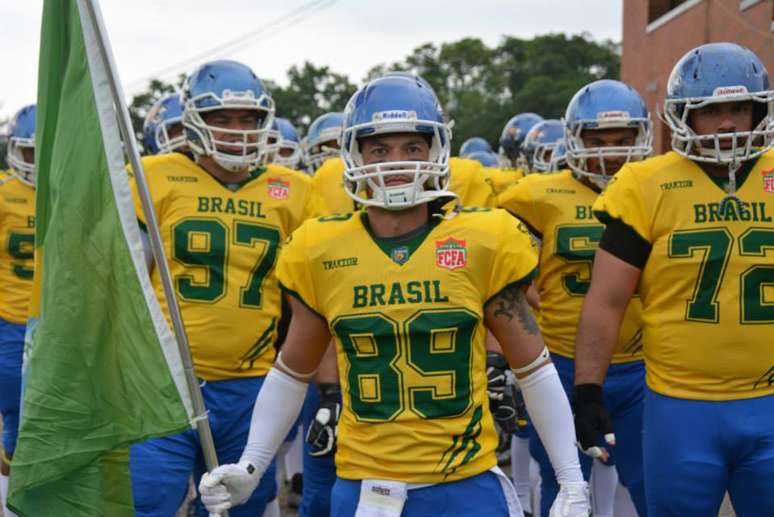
484, 166, 524, 196
307, 157, 497, 218
498, 170, 643, 364
308, 157, 357, 217
594, 151, 774, 400
0, 174, 35, 324
277, 207, 538, 483
449, 157, 498, 208
131, 153, 312, 380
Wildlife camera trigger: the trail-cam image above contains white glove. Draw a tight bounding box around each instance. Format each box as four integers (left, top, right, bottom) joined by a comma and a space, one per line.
549, 481, 590, 517
199, 461, 262, 514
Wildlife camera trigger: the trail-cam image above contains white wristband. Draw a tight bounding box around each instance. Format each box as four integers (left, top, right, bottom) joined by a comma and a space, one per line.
512, 346, 550, 375
275, 351, 317, 381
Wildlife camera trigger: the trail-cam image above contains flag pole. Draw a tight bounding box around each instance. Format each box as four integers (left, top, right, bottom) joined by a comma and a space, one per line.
77, 0, 224, 505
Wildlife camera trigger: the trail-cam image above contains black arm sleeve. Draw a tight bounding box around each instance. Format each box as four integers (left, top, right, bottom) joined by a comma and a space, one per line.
598, 218, 651, 270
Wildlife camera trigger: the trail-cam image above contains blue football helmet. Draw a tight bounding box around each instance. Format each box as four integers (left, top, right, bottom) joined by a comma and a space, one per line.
341, 75, 452, 210
549, 139, 568, 172
382, 71, 437, 96
466, 150, 499, 168
264, 117, 303, 169
498, 113, 543, 168
7, 104, 36, 185
459, 137, 493, 157
182, 59, 274, 172
306, 112, 344, 172
564, 79, 652, 188
143, 93, 185, 155
521, 119, 564, 173
664, 42, 774, 166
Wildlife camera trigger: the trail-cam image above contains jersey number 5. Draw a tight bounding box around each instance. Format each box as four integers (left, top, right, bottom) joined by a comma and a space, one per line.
171, 218, 280, 308
8, 231, 34, 280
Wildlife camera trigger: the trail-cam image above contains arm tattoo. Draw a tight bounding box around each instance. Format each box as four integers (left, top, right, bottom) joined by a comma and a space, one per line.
492, 284, 540, 335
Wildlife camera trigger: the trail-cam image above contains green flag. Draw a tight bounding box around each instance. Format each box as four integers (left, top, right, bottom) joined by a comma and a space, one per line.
8, 1, 194, 515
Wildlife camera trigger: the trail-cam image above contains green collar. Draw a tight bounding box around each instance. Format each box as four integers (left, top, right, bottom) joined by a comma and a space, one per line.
696, 156, 758, 193
211, 166, 267, 192
360, 211, 441, 266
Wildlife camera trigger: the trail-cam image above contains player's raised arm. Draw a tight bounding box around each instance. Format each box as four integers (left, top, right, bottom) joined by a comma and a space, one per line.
199, 294, 331, 514
485, 284, 589, 516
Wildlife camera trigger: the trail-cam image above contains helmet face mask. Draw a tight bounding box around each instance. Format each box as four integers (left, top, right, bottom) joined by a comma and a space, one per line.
664, 91, 774, 164
182, 60, 275, 173
143, 94, 185, 155
306, 113, 344, 171
564, 79, 652, 189
7, 104, 36, 186
341, 76, 453, 211
263, 117, 303, 169
522, 120, 564, 173
663, 43, 774, 165
498, 113, 543, 168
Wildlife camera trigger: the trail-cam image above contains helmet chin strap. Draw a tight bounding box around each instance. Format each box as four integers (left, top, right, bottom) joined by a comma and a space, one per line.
719, 160, 743, 218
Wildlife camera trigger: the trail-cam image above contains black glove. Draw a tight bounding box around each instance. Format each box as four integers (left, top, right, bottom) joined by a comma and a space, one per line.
486, 352, 510, 402
306, 383, 342, 457
572, 383, 615, 461
487, 352, 519, 434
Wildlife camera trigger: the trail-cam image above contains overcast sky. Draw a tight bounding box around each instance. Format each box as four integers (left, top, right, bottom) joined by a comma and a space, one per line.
1, 0, 622, 121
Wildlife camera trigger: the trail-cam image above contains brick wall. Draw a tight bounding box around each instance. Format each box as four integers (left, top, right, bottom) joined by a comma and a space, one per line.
622, 0, 774, 153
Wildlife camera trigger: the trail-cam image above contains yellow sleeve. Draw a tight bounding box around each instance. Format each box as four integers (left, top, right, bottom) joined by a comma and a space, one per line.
129, 173, 147, 227
484, 167, 521, 195
486, 211, 539, 302
592, 166, 652, 242
496, 180, 542, 237
294, 173, 317, 224
275, 222, 322, 316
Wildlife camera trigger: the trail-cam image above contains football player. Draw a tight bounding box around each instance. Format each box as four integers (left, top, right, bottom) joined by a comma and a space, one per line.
573, 42, 774, 516
521, 120, 564, 174
142, 93, 186, 156
0, 105, 36, 517
198, 74, 588, 517
548, 140, 567, 172
459, 136, 493, 157
466, 150, 500, 168
128, 60, 312, 517
302, 73, 507, 516
265, 117, 303, 170
498, 113, 543, 171
306, 112, 344, 172
498, 79, 652, 517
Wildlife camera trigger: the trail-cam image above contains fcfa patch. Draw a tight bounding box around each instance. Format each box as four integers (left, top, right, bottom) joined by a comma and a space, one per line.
267, 178, 290, 200
391, 246, 410, 265
763, 168, 774, 194
436, 237, 467, 271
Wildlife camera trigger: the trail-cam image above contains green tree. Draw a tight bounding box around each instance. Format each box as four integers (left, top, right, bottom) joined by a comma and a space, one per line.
128, 75, 185, 142
270, 61, 357, 132
366, 33, 620, 154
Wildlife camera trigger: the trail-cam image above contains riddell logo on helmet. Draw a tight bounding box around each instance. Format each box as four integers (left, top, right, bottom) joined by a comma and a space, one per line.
372, 110, 417, 122
713, 86, 748, 97
763, 169, 774, 194
436, 237, 467, 270
267, 178, 289, 200
597, 111, 629, 120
